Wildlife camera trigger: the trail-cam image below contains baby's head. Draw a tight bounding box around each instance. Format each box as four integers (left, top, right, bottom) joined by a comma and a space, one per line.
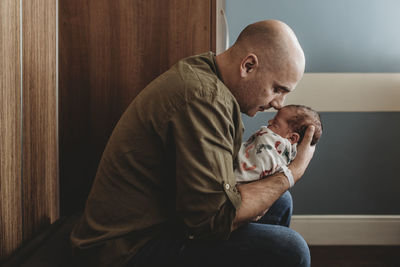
267, 104, 322, 145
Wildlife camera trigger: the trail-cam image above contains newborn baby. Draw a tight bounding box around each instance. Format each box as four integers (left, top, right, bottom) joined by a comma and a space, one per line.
234, 104, 322, 187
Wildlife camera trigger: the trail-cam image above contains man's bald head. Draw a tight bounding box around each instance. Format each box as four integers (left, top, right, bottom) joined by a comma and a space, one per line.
232, 20, 305, 73
215, 20, 306, 116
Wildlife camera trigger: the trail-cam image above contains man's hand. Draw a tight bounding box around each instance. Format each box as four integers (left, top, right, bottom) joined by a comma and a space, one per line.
289, 125, 316, 183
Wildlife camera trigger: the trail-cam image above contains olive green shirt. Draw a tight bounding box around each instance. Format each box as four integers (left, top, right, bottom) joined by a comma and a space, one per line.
71, 52, 243, 266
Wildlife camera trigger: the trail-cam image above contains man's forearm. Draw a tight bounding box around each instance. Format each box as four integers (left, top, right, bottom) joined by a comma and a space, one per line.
231, 172, 289, 231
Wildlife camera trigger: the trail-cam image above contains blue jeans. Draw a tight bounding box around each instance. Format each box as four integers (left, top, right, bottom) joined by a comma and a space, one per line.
128, 191, 310, 267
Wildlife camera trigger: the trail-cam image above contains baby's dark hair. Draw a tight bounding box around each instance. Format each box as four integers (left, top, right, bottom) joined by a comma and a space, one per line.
284, 105, 323, 146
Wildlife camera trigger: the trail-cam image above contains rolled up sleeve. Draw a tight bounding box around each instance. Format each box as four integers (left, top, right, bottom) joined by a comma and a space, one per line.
170, 93, 242, 240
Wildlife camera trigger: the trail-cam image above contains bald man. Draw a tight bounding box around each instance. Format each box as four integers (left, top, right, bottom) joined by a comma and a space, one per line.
71, 20, 315, 267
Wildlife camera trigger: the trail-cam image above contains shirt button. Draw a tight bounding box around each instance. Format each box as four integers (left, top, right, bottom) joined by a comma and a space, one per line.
225, 183, 230, 190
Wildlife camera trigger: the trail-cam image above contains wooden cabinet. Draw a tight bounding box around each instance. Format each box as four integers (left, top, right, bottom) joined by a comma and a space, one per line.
1, 0, 23, 261
1, 0, 57, 262
59, 0, 219, 215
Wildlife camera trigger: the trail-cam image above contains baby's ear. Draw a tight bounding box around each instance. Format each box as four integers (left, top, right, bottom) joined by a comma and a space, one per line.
288, 132, 300, 144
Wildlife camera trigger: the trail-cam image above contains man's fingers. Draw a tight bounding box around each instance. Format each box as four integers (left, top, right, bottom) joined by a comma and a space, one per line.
301, 125, 315, 145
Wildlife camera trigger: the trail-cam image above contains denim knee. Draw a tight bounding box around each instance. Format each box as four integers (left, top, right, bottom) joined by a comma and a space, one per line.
278, 191, 293, 216
284, 228, 311, 267
280, 191, 293, 211
259, 191, 293, 226
240, 224, 310, 267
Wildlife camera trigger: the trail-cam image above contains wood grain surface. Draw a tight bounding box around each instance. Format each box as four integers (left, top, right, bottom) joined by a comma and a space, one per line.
59, 0, 215, 215
22, 0, 58, 240
0, 0, 23, 262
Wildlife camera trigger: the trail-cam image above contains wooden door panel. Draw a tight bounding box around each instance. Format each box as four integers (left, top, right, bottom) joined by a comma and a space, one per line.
59, 0, 215, 215
22, 0, 58, 240
0, 0, 23, 261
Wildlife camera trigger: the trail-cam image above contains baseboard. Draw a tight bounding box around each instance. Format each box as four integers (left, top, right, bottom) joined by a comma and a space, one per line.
291, 215, 400, 245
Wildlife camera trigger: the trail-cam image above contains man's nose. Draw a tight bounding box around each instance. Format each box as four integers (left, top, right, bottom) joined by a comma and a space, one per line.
271, 95, 286, 110
270, 100, 283, 110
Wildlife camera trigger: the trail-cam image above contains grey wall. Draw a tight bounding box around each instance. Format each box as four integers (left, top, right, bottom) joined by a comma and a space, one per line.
226, 1, 400, 215
226, 0, 400, 72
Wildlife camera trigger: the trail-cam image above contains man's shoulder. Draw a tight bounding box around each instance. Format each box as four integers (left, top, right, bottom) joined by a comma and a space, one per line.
173, 52, 235, 103
175, 51, 216, 78
128, 52, 239, 129
175, 52, 219, 87
139, 52, 217, 99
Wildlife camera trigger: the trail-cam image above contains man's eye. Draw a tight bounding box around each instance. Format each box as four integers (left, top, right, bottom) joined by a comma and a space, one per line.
273, 87, 281, 94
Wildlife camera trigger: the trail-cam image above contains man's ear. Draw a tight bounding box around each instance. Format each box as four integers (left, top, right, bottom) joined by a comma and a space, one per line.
240, 54, 258, 77
288, 132, 300, 144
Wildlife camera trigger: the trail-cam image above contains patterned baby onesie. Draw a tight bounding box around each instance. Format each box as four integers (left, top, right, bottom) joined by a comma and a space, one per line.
234, 126, 297, 183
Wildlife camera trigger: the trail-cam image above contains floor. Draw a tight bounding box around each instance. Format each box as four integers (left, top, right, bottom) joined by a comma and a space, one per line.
5, 215, 400, 267
310, 246, 400, 267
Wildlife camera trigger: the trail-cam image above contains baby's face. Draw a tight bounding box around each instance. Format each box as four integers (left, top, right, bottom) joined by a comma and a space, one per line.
267, 107, 294, 138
